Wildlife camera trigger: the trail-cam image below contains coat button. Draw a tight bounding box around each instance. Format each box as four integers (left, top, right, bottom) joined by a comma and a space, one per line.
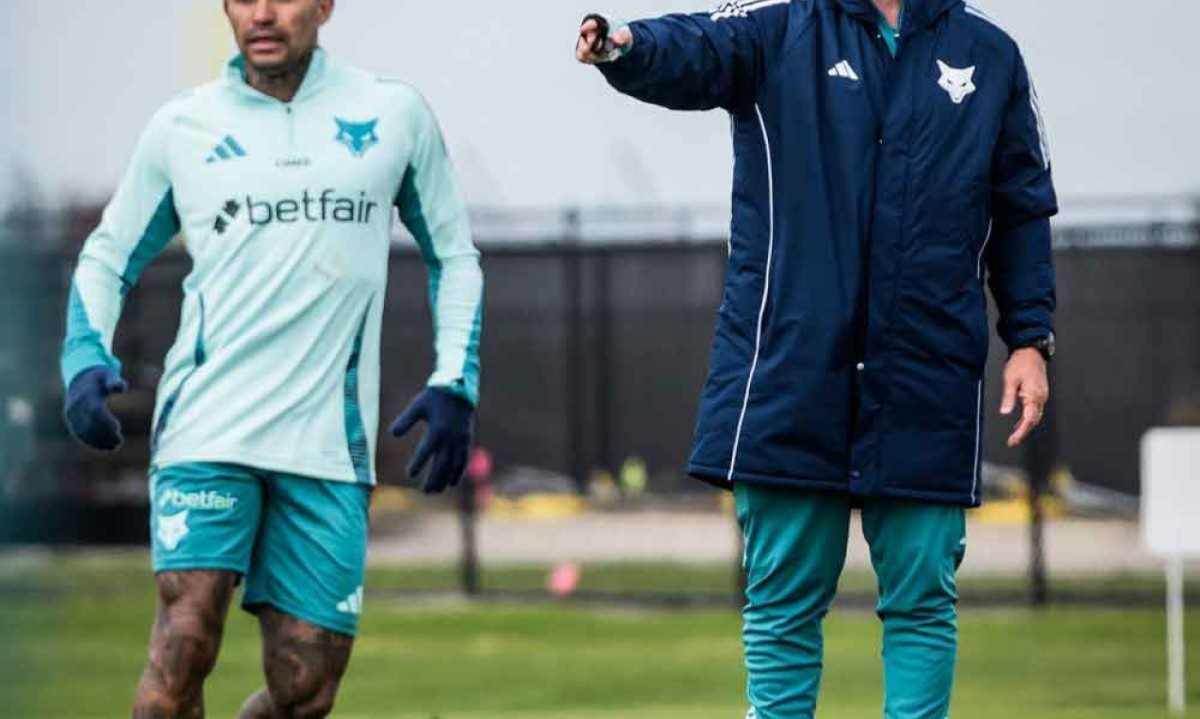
856, 362, 866, 371
850, 470, 862, 479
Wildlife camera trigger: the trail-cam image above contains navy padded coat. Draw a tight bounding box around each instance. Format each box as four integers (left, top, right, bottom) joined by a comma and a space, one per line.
599, 0, 1057, 506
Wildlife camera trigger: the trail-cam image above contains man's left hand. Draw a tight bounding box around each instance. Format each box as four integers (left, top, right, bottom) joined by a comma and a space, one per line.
1000, 348, 1049, 448
389, 387, 474, 494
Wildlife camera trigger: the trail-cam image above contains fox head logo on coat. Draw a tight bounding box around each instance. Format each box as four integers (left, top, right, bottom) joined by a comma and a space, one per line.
334, 118, 380, 158
936, 60, 977, 104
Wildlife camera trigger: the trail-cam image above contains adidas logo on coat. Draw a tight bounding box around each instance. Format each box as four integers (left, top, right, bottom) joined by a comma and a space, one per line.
827, 60, 860, 82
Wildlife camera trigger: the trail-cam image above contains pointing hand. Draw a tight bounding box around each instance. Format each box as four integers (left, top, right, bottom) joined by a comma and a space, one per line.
576, 14, 633, 64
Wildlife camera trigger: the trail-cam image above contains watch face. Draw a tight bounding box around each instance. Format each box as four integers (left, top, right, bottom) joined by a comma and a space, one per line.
1040, 333, 1056, 359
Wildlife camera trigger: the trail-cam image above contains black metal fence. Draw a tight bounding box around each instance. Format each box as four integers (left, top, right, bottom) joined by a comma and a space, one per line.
2, 214, 1199, 545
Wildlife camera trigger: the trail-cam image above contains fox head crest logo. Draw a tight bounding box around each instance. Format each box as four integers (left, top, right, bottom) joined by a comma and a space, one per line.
937, 60, 977, 104
156, 511, 190, 552
334, 118, 380, 158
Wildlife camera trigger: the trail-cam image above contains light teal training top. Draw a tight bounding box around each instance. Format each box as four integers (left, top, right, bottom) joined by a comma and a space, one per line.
61, 48, 483, 485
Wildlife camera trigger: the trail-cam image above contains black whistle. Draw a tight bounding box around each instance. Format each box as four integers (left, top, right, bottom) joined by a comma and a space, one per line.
582, 13, 612, 55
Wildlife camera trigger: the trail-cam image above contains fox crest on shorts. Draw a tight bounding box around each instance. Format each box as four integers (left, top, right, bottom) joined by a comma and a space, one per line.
157, 510, 190, 551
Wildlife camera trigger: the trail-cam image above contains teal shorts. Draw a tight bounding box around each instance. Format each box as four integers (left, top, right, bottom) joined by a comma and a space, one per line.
150, 462, 371, 637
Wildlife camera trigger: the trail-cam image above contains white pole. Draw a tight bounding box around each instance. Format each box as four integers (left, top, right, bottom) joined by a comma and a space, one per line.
1167, 555, 1186, 715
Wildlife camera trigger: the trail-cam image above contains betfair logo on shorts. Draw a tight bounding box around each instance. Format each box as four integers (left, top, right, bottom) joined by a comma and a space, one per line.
158, 489, 239, 512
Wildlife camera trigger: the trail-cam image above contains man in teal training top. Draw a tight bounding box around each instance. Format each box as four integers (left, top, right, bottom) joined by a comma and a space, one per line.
60, 1, 483, 715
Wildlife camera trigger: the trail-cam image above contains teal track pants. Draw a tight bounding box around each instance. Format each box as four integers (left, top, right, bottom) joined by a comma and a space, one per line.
736, 483, 966, 719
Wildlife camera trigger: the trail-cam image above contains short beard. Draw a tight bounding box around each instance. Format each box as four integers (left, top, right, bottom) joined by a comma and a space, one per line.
245, 46, 312, 78
241, 47, 316, 100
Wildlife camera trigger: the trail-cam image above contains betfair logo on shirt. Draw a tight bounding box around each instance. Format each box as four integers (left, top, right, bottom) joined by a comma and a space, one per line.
212, 189, 380, 234
213, 199, 241, 235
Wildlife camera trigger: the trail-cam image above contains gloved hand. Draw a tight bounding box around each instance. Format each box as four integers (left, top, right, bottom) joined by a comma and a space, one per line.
64, 365, 128, 451
389, 387, 475, 494
576, 14, 633, 64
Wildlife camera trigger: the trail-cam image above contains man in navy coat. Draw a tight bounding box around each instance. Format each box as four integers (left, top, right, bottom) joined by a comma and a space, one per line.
578, 1, 1056, 716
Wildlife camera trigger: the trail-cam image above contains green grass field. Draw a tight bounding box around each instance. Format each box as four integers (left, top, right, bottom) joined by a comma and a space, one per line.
2, 553, 1198, 718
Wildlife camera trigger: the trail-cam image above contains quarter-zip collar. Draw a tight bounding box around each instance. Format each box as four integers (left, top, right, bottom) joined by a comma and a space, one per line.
834, 0, 958, 32
226, 46, 329, 104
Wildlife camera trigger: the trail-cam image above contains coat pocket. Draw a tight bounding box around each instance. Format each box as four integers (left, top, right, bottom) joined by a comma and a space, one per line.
894, 241, 989, 374
926, 183, 989, 247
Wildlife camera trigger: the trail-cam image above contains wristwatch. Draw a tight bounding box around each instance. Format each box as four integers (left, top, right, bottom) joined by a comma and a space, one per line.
1019, 332, 1056, 362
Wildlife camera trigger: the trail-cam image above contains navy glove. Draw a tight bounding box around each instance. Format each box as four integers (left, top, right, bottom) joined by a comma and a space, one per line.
389, 387, 475, 494
64, 366, 128, 451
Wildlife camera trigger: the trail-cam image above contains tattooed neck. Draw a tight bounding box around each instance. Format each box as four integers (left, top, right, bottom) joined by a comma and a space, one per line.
244, 51, 314, 103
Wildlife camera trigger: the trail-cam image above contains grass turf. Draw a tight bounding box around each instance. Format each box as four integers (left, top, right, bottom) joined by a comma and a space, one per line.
2, 554, 1199, 718
7, 550, 1199, 600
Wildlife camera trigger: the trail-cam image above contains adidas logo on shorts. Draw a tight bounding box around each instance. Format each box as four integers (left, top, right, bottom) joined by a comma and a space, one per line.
337, 586, 364, 615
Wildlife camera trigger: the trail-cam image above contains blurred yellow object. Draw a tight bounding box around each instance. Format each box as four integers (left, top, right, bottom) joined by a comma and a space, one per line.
1042, 496, 1068, 518
588, 470, 621, 507
718, 491, 736, 516
488, 494, 586, 519
972, 496, 1068, 525
370, 486, 417, 517
184, 1, 235, 85
619, 457, 649, 497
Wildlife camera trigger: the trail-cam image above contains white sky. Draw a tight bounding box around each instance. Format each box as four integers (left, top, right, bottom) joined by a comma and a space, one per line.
2, 0, 1198, 213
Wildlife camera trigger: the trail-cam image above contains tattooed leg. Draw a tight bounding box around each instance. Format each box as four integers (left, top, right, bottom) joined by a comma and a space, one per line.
132, 570, 238, 718
236, 607, 354, 719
